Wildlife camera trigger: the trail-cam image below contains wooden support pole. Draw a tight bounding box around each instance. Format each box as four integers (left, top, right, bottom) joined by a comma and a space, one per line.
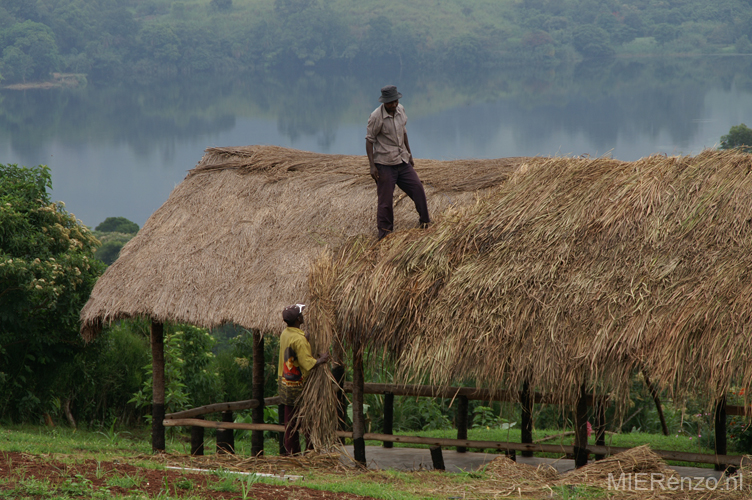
216, 410, 235, 454
429, 446, 445, 470
715, 396, 728, 472
574, 385, 589, 468
383, 392, 394, 448
150, 321, 165, 453
594, 396, 607, 460
456, 395, 468, 453
277, 403, 285, 453
190, 416, 204, 456
643, 372, 669, 436
331, 363, 347, 444
251, 330, 265, 457
520, 380, 533, 457
352, 345, 366, 465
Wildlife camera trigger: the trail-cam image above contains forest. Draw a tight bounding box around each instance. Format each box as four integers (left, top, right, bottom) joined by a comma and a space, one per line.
2, 0, 752, 84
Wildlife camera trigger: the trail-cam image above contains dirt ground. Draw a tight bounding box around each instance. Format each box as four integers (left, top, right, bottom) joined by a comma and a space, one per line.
0, 451, 376, 499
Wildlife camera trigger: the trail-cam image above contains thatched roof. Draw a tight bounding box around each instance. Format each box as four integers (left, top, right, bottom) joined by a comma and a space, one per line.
310, 149, 752, 407
80, 145, 527, 339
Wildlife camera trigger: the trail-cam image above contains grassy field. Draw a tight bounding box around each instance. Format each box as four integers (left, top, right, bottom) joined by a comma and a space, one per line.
0, 423, 735, 499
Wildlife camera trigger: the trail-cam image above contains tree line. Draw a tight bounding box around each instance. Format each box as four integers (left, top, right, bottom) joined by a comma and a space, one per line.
2, 0, 752, 84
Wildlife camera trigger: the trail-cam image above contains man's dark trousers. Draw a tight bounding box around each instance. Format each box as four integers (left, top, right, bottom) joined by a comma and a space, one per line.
281, 404, 301, 455
376, 161, 430, 240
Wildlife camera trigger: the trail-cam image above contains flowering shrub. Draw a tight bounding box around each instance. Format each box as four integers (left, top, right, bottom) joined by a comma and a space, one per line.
0, 163, 105, 421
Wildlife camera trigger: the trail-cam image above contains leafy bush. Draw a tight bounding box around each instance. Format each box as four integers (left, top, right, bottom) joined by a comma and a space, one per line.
0, 163, 105, 422
130, 324, 221, 421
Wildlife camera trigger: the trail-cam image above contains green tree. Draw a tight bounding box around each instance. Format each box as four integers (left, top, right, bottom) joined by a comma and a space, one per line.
1, 20, 59, 82
720, 123, 752, 153
91, 217, 138, 265
572, 24, 614, 59
95, 216, 139, 234
138, 23, 180, 64
0, 163, 105, 421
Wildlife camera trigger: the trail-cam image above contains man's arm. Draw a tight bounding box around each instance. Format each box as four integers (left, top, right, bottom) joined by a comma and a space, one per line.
315, 352, 330, 366
404, 131, 414, 167
366, 140, 379, 181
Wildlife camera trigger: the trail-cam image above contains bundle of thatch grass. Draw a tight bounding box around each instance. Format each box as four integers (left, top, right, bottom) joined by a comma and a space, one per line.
484, 455, 558, 482
558, 445, 676, 485
308, 149, 752, 411
294, 250, 341, 450
80, 145, 527, 339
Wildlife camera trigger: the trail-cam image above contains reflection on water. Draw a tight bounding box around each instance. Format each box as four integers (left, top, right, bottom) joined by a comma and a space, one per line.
1, 57, 752, 227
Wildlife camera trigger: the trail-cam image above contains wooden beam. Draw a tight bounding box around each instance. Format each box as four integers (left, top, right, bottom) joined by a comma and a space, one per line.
520, 381, 533, 457
251, 330, 265, 457
724, 404, 750, 416
216, 411, 235, 454
383, 392, 394, 449
165, 397, 282, 419
456, 395, 468, 453
164, 419, 285, 432
643, 372, 669, 436
430, 446, 445, 470
190, 416, 204, 456
352, 346, 366, 465
594, 397, 607, 461
715, 396, 728, 472
150, 321, 165, 453
573, 385, 588, 468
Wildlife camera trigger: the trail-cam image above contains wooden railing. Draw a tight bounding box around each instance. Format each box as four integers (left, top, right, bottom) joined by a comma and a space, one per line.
162, 382, 748, 470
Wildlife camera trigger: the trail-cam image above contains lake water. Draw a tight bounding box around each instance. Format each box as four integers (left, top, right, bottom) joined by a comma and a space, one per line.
2, 56, 752, 228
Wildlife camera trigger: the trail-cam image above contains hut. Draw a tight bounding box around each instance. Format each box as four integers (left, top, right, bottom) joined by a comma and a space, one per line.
308, 149, 752, 466
79, 145, 528, 452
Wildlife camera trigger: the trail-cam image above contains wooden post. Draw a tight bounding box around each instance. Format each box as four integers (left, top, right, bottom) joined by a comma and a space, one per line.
352, 345, 366, 465
429, 445, 445, 470
456, 395, 468, 453
190, 416, 204, 456
643, 371, 669, 436
383, 392, 394, 448
573, 385, 589, 468
594, 396, 607, 460
277, 404, 285, 453
217, 410, 235, 454
251, 330, 265, 457
521, 380, 533, 457
715, 396, 728, 472
331, 363, 347, 444
150, 321, 165, 453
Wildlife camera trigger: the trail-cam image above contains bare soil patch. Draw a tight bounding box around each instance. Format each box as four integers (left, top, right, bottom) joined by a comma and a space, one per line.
0, 451, 375, 499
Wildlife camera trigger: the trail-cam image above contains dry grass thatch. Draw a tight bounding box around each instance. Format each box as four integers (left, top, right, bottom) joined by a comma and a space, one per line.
310, 149, 752, 409
79, 145, 527, 339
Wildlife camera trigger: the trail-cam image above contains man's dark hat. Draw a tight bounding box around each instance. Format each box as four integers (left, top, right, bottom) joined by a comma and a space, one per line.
379, 85, 402, 103
282, 304, 305, 323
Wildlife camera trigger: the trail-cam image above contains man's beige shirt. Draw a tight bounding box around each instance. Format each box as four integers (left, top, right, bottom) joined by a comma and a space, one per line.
365, 103, 411, 166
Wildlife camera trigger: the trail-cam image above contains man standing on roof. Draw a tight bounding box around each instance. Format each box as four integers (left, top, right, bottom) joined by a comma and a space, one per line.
366, 85, 431, 240
278, 303, 329, 455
